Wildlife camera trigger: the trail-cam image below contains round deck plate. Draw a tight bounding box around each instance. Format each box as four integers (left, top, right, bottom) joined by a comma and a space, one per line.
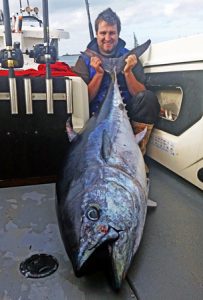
19, 253, 59, 278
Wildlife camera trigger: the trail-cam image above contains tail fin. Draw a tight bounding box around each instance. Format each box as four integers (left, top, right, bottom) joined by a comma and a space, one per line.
81, 39, 151, 74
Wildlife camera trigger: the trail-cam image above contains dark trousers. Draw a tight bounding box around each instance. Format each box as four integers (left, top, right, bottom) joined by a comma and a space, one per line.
126, 90, 160, 124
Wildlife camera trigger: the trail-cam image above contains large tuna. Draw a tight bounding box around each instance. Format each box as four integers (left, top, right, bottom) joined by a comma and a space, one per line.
56, 40, 156, 289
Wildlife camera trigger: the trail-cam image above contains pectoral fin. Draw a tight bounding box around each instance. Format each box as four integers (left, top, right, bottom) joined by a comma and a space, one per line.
101, 129, 112, 162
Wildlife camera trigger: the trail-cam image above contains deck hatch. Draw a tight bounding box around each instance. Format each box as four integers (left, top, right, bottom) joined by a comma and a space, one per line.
19, 253, 59, 278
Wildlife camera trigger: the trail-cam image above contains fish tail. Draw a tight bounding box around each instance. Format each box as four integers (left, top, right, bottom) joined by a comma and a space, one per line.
82, 39, 151, 75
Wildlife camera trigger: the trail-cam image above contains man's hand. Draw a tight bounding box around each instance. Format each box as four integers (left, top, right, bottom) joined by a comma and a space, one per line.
90, 57, 104, 74
88, 56, 104, 101
123, 54, 145, 96
124, 54, 137, 73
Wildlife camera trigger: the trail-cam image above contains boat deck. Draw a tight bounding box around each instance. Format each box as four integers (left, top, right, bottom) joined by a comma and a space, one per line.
0, 159, 203, 300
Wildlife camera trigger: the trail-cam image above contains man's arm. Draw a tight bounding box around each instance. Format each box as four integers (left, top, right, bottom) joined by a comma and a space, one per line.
123, 55, 146, 96
88, 57, 104, 101
74, 56, 104, 102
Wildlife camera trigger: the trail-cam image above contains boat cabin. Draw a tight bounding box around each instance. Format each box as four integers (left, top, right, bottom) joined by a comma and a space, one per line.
140, 34, 203, 190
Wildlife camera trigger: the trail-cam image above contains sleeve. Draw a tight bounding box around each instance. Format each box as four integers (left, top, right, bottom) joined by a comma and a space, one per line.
132, 58, 146, 84
72, 56, 90, 84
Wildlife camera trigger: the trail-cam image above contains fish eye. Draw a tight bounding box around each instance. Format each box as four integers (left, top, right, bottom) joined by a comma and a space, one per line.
86, 206, 100, 221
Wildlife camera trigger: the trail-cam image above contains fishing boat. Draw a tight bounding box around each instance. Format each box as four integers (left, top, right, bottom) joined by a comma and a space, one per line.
141, 34, 203, 191
0, 0, 89, 184
0, 1, 202, 299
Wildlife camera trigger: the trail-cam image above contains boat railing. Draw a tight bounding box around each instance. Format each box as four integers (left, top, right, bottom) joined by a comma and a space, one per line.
0, 74, 89, 131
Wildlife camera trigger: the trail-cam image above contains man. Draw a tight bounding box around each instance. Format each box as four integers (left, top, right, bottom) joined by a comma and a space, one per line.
74, 8, 160, 159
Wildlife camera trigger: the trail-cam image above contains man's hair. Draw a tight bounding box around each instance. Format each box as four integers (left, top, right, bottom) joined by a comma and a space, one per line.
95, 8, 121, 34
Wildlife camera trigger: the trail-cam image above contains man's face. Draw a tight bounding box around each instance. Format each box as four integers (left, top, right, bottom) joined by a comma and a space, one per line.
96, 21, 119, 54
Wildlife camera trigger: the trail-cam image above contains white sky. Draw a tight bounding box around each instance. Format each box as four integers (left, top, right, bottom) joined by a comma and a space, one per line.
1, 0, 203, 55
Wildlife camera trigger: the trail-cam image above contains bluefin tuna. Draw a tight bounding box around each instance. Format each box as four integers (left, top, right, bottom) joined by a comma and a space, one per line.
56, 39, 156, 289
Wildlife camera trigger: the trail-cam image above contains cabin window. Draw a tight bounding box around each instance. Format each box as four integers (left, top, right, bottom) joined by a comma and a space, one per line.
23, 19, 41, 27
156, 87, 183, 121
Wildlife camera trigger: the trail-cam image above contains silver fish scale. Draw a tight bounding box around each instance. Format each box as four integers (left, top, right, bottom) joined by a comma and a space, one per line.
83, 78, 147, 192
76, 73, 148, 270
78, 161, 147, 266
56, 45, 151, 288
105, 79, 147, 191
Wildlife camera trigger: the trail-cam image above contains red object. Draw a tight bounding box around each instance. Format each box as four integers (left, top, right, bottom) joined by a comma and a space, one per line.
98, 225, 108, 234
0, 62, 78, 77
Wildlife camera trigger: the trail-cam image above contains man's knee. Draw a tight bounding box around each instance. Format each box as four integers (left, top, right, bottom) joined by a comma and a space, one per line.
127, 90, 160, 124
134, 90, 160, 112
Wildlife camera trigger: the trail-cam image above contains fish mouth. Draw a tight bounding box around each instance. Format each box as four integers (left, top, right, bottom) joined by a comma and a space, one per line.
110, 231, 132, 290
76, 226, 120, 272
76, 227, 132, 290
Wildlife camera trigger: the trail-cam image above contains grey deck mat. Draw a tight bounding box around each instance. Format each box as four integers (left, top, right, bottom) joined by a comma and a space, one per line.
0, 159, 202, 300
128, 159, 203, 300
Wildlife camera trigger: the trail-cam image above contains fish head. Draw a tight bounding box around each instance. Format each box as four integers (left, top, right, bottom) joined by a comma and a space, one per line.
75, 178, 141, 289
